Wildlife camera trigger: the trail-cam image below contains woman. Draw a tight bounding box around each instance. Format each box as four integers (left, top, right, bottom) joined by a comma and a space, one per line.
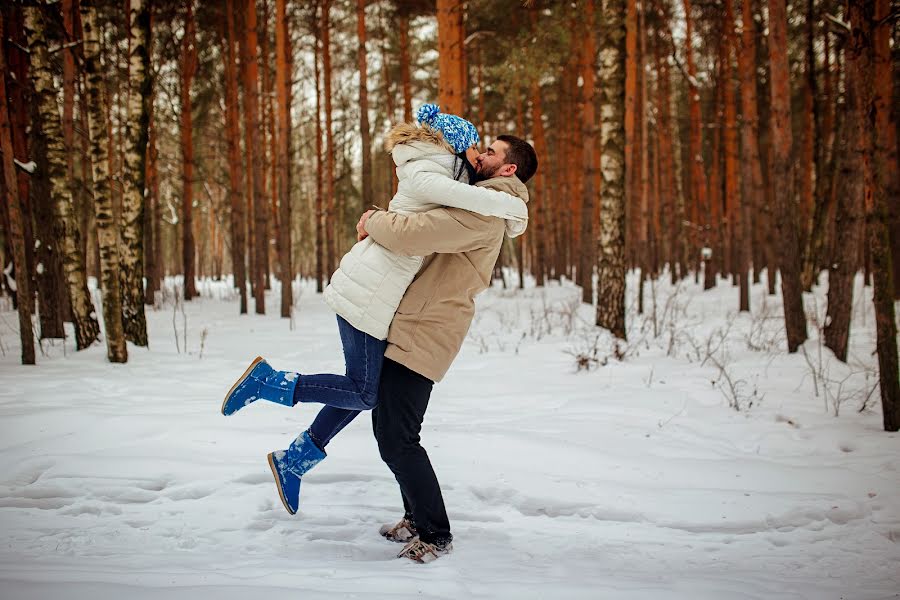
221, 104, 528, 515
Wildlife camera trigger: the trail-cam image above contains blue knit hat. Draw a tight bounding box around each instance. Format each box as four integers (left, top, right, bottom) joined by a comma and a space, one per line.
416, 103, 480, 153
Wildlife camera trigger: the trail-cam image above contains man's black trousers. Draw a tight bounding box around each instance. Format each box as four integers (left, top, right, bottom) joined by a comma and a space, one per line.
372, 358, 452, 546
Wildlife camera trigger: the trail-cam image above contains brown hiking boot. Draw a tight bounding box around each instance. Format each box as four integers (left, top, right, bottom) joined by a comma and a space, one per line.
379, 517, 418, 543
396, 537, 452, 564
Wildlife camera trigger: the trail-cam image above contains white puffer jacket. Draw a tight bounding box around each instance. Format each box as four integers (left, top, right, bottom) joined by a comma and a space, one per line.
323, 123, 529, 340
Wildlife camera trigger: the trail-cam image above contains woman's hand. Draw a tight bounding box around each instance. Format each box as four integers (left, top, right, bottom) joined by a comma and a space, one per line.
356, 209, 376, 241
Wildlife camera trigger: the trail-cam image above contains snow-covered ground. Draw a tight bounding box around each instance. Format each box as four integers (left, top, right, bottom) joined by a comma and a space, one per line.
1, 272, 898, 599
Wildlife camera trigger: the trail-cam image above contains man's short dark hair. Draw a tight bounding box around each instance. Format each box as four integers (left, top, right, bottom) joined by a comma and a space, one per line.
497, 135, 538, 184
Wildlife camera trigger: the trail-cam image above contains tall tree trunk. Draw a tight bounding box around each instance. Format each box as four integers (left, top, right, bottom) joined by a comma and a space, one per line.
314, 14, 324, 293
738, 0, 764, 305
120, 0, 150, 345
31, 92, 69, 339
797, 0, 818, 291
6, 5, 36, 295
579, 0, 598, 304
868, 0, 899, 430
224, 0, 247, 314
82, 1, 127, 363
767, 0, 808, 352
262, 0, 274, 292
682, 0, 709, 287
322, 0, 335, 284
30, 3, 100, 351
722, 0, 743, 309
357, 0, 372, 214
143, 27, 159, 307
436, 0, 465, 116
624, 0, 637, 268
530, 81, 548, 287
38, 0, 80, 340
239, 0, 265, 312
398, 9, 412, 122
596, 0, 627, 341
805, 26, 837, 288
180, 2, 198, 300
276, 0, 292, 318
0, 10, 35, 364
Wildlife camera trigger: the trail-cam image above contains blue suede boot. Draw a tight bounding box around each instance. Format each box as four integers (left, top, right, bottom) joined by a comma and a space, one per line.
267, 430, 326, 515
221, 356, 298, 416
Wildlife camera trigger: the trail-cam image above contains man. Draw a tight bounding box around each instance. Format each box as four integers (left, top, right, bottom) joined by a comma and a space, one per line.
356, 135, 538, 563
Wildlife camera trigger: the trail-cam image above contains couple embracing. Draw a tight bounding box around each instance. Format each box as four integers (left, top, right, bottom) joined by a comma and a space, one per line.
221, 104, 538, 564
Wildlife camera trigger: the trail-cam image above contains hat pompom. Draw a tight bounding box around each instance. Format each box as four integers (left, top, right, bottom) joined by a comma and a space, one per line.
416, 103, 441, 125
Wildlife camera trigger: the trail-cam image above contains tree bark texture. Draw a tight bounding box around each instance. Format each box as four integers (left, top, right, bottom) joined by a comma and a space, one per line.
579, 0, 598, 305
0, 10, 36, 364
82, 1, 126, 362
682, 0, 708, 283
30, 3, 100, 351
314, 16, 324, 293
596, 0, 627, 341
224, 0, 247, 314
767, 0, 808, 352
357, 0, 372, 215
823, 2, 868, 363
322, 0, 335, 284
276, 0, 293, 318
867, 0, 899, 431
180, 1, 198, 300
436, 0, 465, 116
120, 0, 150, 345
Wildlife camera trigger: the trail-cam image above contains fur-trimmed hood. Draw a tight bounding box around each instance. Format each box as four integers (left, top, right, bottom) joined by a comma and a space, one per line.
385, 122, 455, 155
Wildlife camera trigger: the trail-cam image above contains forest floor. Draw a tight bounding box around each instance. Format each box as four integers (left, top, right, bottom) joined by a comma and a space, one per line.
0, 272, 898, 599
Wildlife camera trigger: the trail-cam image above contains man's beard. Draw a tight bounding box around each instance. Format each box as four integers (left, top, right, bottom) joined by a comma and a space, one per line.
474, 162, 500, 181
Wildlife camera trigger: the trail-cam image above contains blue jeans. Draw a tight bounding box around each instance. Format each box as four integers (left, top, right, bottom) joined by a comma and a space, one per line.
295, 316, 387, 448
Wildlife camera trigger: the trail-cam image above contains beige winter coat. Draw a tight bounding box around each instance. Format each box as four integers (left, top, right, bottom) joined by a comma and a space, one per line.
364, 175, 530, 382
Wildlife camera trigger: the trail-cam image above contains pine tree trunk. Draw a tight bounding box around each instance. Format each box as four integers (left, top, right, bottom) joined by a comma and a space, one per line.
868, 0, 899, 430
261, 0, 274, 292
624, 0, 637, 269
322, 0, 335, 285
530, 80, 548, 288
357, 0, 372, 215
596, 0, 627, 341
682, 0, 709, 288
180, 2, 198, 300
38, 0, 79, 340
767, 0, 808, 352
314, 16, 324, 293
276, 0, 292, 318
738, 0, 764, 306
241, 0, 266, 312
398, 10, 412, 122
0, 10, 35, 364
81, 1, 126, 362
224, 0, 247, 314
579, 0, 598, 305
722, 0, 743, 308
143, 67, 158, 305
436, 0, 465, 116
797, 0, 818, 291
120, 0, 150, 345
706, 71, 723, 291
6, 5, 36, 293
31, 4, 100, 351
655, 11, 681, 284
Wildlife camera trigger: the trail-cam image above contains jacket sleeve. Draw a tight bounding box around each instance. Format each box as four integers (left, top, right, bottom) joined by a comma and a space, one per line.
402, 161, 529, 222
364, 207, 501, 256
